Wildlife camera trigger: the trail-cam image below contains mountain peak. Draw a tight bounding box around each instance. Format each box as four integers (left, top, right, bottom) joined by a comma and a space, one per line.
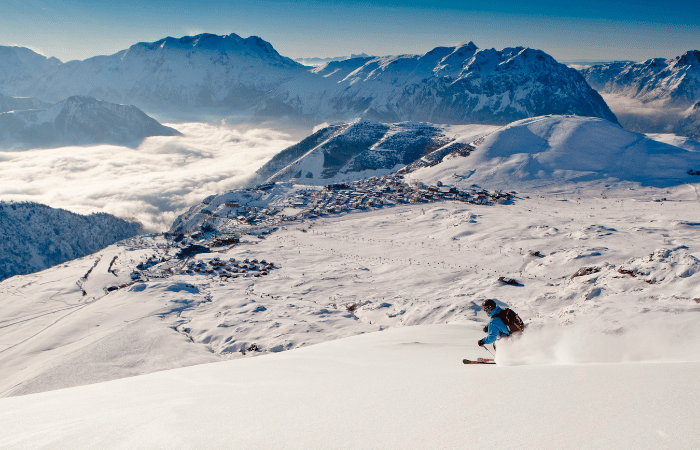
128, 32, 299, 64
676, 50, 700, 67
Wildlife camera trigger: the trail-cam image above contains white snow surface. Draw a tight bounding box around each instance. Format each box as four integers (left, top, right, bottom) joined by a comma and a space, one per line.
1, 324, 698, 449
2, 114, 700, 447
645, 132, 700, 152
410, 115, 700, 191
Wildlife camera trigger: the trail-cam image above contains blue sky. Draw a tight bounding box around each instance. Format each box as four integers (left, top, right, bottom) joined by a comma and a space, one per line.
2, 0, 698, 62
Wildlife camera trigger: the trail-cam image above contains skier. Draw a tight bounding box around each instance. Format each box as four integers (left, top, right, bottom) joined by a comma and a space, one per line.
477, 299, 524, 349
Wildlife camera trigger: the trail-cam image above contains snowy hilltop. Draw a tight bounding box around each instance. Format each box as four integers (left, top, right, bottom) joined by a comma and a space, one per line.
409, 115, 700, 191
0, 95, 181, 149
251, 120, 498, 186
0, 201, 143, 281
0, 35, 616, 125
580, 51, 700, 138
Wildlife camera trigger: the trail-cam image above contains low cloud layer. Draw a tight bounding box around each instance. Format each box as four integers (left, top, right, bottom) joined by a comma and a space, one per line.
0, 123, 296, 231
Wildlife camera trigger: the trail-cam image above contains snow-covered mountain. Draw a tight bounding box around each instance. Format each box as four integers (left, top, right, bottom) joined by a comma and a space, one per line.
0, 93, 50, 113
0, 35, 616, 125
676, 100, 700, 140
271, 43, 618, 125
0, 95, 181, 149
410, 115, 700, 190
580, 51, 700, 137
0, 201, 143, 281
581, 51, 700, 107
0, 46, 61, 93
0, 34, 307, 111
251, 120, 497, 185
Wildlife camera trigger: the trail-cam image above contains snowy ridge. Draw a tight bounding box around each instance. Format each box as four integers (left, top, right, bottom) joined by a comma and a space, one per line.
410, 115, 700, 190
0, 36, 616, 125
271, 43, 618, 124
581, 51, 700, 107
0, 201, 143, 281
0, 34, 307, 110
580, 51, 700, 138
0, 95, 181, 149
2, 190, 700, 401
253, 120, 488, 185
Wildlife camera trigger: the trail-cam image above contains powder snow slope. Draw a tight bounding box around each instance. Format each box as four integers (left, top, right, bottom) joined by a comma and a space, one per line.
0, 325, 698, 449
410, 115, 700, 191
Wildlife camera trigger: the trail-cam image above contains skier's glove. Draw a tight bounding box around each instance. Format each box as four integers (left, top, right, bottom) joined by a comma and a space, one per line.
482, 325, 488, 333
477, 339, 485, 347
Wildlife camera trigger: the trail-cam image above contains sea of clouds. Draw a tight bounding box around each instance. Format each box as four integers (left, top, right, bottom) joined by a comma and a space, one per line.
0, 123, 296, 231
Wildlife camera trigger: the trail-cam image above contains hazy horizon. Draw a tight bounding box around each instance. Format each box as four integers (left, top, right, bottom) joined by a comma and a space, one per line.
2, 0, 698, 63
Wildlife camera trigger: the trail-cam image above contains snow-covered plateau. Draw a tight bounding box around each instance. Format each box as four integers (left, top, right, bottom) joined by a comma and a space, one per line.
0, 115, 699, 448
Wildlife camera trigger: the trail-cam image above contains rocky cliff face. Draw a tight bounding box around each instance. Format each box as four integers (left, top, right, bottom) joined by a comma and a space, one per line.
0, 35, 616, 126
0, 95, 181, 149
0, 202, 143, 281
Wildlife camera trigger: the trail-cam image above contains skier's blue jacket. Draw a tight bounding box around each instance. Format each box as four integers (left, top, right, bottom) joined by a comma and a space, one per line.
483, 306, 510, 344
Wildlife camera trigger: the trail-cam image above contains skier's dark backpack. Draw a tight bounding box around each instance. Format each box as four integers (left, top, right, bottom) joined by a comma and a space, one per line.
493, 308, 525, 335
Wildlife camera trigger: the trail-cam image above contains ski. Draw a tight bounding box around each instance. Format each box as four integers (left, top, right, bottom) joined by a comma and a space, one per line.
462, 359, 496, 365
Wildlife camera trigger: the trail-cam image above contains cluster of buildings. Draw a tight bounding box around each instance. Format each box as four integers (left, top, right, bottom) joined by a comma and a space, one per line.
182, 257, 276, 279
201, 175, 512, 232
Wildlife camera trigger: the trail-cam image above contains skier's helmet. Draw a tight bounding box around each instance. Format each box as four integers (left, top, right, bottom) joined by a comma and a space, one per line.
481, 299, 497, 314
